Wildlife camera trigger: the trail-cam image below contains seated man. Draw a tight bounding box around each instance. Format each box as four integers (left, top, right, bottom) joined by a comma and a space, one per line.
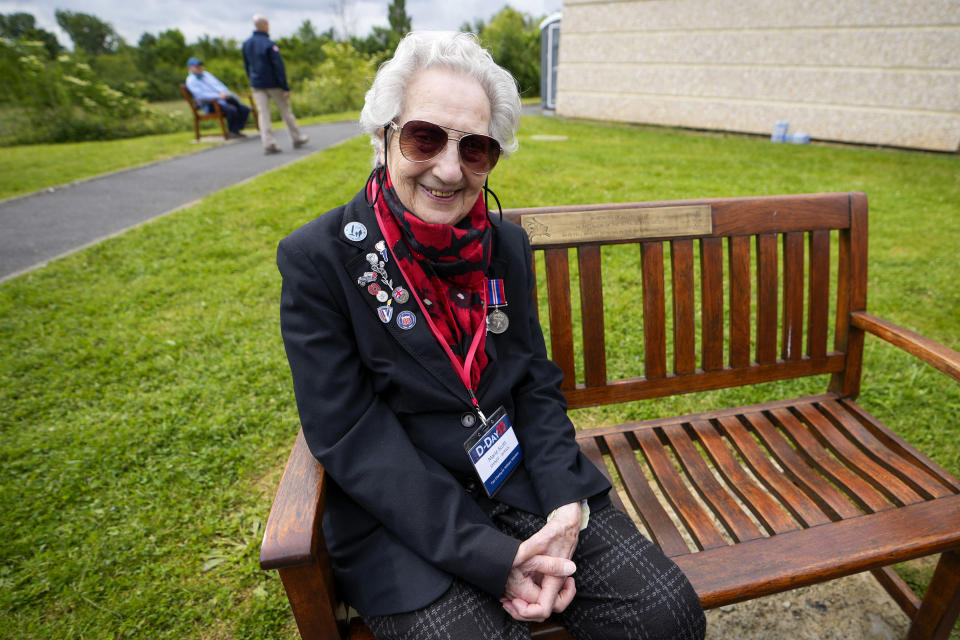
185, 57, 250, 138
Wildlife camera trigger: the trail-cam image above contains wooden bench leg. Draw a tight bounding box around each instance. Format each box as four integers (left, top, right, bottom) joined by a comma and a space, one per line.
873, 566, 920, 619
278, 564, 344, 640
906, 550, 960, 640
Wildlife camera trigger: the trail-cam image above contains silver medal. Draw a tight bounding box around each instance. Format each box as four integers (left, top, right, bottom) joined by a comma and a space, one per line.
487, 308, 509, 334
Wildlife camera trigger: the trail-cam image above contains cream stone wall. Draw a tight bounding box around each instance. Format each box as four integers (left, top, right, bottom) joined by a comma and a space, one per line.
556, 0, 960, 151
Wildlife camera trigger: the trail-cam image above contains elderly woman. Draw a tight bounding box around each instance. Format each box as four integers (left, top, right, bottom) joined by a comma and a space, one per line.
277, 31, 705, 640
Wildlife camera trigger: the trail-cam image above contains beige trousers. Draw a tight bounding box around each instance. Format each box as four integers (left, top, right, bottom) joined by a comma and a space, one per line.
251, 88, 304, 148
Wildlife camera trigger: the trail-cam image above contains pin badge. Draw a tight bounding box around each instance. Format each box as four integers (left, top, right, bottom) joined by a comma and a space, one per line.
392, 287, 409, 304
357, 272, 377, 286
375, 240, 388, 262
377, 305, 393, 323
396, 310, 416, 330
367, 283, 381, 296
344, 222, 367, 241
376, 290, 389, 303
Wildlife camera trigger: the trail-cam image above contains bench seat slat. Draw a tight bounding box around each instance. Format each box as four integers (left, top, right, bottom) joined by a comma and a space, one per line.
662, 423, 766, 543
744, 412, 863, 520
579, 436, 626, 513
691, 418, 799, 535
769, 407, 893, 513
710, 417, 832, 528
603, 432, 690, 557
838, 398, 960, 493
820, 400, 955, 499
793, 403, 924, 506
635, 429, 728, 550
673, 494, 960, 609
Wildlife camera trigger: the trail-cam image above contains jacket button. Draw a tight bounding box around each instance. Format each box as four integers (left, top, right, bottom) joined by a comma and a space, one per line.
460, 413, 477, 428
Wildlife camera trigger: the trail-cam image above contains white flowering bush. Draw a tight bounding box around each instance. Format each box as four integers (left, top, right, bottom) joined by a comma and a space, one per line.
1, 39, 182, 145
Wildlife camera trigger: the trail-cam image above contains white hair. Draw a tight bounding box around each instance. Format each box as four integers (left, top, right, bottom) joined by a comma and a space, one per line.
253, 14, 268, 29
359, 31, 522, 165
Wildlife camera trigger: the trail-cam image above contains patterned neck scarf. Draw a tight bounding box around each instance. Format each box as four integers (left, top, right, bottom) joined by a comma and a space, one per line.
366, 166, 491, 388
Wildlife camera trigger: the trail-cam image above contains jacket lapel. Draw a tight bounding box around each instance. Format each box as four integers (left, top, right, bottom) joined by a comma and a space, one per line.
339, 194, 474, 406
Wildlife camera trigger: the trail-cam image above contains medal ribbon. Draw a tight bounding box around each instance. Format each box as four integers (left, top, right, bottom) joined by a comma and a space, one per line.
372, 202, 490, 421
487, 278, 506, 307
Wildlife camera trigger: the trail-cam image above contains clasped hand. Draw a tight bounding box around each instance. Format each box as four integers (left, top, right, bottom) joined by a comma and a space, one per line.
501, 502, 581, 622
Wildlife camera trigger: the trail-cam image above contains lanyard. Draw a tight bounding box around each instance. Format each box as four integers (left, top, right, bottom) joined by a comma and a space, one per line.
372, 205, 489, 422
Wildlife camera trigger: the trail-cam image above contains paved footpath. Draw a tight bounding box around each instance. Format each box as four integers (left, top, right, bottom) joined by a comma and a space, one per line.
0, 121, 358, 282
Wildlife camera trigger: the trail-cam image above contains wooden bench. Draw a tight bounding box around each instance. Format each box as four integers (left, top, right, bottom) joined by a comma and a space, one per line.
178, 84, 258, 142
260, 192, 960, 640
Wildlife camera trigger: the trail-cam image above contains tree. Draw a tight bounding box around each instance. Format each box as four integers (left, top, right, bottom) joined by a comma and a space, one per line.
54, 10, 122, 55
459, 19, 486, 36
477, 7, 541, 97
1, 12, 62, 58
388, 0, 412, 35
0, 11, 36, 38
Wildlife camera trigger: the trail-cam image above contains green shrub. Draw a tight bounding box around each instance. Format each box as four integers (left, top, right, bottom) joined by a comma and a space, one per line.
0, 39, 183, 145
289, 42, 374, 117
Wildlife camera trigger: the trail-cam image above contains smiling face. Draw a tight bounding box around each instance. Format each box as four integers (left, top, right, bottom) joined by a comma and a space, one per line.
385, 67, 492, 226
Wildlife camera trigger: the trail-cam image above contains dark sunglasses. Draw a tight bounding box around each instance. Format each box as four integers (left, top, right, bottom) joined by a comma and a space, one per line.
390, 120, 501, 175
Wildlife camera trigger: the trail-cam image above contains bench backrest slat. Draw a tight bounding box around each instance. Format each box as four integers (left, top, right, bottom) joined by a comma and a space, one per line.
700, 238, 724, 371
544, 248, 576, 390
671, 240, 697, 375
642, 242, 667, 379
504, 192, 865, 410
782, 232, 805, 360
578, 246, 607, 387
807, 230, 831, 359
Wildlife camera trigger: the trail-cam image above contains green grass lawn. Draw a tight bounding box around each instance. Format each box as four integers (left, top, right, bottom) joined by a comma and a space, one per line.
0, 110, 360, 202
1, 116, 958, 639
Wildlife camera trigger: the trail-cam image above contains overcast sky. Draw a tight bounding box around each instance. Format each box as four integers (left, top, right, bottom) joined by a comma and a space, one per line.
1, 1, 563, 48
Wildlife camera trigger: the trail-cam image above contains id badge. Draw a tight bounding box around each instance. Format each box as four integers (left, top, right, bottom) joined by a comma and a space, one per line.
463, 406, 523, 498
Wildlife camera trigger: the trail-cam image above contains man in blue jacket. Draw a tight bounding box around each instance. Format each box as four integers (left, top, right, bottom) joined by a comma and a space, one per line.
242, 15, 309, 155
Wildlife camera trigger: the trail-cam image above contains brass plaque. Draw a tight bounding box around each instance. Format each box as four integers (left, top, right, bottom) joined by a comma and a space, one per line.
521, 205, 712, 245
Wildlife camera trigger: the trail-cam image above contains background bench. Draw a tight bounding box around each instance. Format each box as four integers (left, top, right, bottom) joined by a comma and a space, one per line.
260, 192, 960, 639
178, 84, 258, 142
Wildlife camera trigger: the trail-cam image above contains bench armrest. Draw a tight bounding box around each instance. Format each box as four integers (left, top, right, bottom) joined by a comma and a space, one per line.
260, 429, 326, 570
851, 311, 960, 383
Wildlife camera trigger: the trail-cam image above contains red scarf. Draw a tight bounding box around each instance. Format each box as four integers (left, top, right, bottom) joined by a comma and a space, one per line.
366, 168, 491, 389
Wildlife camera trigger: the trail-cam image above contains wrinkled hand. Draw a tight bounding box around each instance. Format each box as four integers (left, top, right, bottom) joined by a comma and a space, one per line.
502, 503, 582, 622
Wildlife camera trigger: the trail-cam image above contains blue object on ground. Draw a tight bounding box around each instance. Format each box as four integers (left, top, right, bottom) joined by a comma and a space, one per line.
771, 120, 789, 143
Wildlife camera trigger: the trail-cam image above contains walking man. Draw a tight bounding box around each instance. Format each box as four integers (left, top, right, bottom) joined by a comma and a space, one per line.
242, 14, 309, 155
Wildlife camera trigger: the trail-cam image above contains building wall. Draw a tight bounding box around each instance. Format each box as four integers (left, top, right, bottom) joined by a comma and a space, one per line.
556, 0, 960, 151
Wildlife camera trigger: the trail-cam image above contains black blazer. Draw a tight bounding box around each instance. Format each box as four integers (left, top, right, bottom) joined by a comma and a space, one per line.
277, 189, 611, 617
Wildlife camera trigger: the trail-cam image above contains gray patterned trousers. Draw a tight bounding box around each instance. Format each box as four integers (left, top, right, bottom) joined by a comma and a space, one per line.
365, 504, 706, 640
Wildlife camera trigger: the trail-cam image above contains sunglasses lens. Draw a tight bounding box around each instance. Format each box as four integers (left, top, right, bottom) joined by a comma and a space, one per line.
400, 121, 447, 161
397, 120, 502, 174
459, 135, 500, 173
